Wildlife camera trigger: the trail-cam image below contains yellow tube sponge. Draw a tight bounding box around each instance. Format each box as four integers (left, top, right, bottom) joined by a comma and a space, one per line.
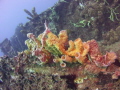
45, 30, 68, 55
74, 42, 89, 64
64, 38, 90, 64
44, 29, 89, 64
46, 32, 59, 46
75, 52, 87, 64
61, 55, 74, 63
66, 38, 84, 56
67, 40, 75, 52
58, 30, 68, 45
82, 42, 90, 56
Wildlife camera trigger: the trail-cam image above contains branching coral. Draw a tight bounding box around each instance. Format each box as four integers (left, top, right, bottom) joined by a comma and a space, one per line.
24, 7, 39, 21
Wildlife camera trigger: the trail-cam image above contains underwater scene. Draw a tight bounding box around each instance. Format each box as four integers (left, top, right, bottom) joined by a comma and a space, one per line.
0, 0, 120, 90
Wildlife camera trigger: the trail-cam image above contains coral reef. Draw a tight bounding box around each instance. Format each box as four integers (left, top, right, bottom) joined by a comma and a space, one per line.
1, 0, 120, 57
20, 22, 119, 89
0, 0, 120, 90
25, 22, 117, 68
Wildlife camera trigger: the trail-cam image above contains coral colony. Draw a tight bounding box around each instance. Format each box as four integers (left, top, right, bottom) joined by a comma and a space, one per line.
1, 0, 120, 89
24, 21, 120, 84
